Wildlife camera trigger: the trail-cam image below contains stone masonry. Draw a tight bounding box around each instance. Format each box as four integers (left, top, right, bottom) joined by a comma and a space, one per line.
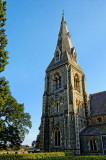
36, 14, 106, 155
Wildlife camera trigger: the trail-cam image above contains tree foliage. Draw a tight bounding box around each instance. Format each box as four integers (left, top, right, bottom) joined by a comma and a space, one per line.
32, 135, 40, 148
32, 140, 36, 147
0, 0, 32, 150
0, 0, 9, 72
0, 79, 32, 149
0, 77, 10, 110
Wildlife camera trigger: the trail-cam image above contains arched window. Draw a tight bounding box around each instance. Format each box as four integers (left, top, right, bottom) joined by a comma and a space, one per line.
54, 72, 61, 89
74, 73, 80, 92
53, 127, 61, 146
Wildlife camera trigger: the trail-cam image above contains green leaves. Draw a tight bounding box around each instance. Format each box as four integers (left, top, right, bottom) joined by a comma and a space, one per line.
0, 91, 32, 150
0, 0, 32, 150
0, 77, 10, 109
0, 67, 32, 151
0, 0, 9, 72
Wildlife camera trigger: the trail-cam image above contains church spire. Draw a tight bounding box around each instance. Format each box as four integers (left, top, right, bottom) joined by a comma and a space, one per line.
56, 13, 73, 54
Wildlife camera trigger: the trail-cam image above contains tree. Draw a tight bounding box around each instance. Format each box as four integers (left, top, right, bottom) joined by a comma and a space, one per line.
32, 140, 36, 148
0, 77, 10, 110
0, 0, 32, 150
32, 135, 40, 148
0, 126, 22, 150
0, 0, 9, 72
0, 87, 32, 150
0, 0, 10, 111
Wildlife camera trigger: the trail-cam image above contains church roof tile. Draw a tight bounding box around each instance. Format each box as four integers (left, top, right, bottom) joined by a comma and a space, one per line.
90, 91, 106, 116
80, 124, 106, 136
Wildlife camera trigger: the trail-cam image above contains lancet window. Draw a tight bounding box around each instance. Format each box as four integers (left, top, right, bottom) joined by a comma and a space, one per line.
53, 127, 61, 146
56, 102, 59, 112
89, 140, 97, 151
74, 73, 80, 92
54, 72, 61, 89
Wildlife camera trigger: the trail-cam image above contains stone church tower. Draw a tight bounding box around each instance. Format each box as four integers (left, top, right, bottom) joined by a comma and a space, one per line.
38, 14, 88, 154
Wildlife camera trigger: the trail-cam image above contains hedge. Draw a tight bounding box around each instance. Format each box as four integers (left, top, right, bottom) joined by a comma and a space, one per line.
0, 152, 106, 160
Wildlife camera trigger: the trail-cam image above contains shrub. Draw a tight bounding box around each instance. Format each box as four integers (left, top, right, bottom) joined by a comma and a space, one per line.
64, 152, 75, 156
0, 152, 106, 160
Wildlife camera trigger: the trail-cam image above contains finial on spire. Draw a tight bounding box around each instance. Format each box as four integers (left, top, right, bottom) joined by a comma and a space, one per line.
62, 10, 64, 17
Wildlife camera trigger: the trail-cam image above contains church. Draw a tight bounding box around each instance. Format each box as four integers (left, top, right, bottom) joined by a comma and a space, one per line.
36, 14, 106, 155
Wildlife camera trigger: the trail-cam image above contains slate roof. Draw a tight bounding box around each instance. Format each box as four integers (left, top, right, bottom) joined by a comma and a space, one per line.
80, 124, 106, 136
90, 91, 106, 116
46, 52, 84, 73
46, 15, 84, 73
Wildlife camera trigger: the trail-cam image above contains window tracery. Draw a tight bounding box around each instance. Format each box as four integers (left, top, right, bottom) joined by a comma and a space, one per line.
97, 117, 103, 123
49, 100, 61, 115
54, 72, 61, 90
89, 140, 97, 151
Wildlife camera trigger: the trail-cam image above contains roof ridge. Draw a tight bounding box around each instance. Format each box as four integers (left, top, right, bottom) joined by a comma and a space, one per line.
90, 91, 106, 96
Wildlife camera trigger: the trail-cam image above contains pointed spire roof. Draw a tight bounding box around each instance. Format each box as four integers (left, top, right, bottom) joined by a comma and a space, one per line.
56, 13, 73, 53
46, 14, 84, 73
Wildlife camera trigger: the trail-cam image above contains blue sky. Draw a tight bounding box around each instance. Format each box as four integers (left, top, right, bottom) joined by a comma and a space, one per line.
2, 0, 106, 146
